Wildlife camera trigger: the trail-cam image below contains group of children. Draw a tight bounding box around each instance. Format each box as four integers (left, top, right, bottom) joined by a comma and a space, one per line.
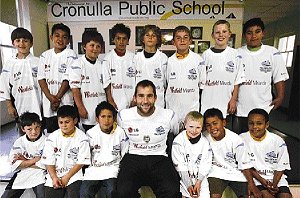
0, 16, 291, 198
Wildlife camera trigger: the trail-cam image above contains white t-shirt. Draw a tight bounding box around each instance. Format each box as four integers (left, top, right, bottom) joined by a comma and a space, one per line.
37, 48, 77, 117
204, 129, 252, 182
165, 50, 206, 122
134, 50, 167, 108
102, 50, 135, 110
8, 134, 46, 189
69, 56, 106, 125
240, 131, 290, 187
83, 124, 128, 180
41, 127, 91, 187
201, 47, 245, 117
172, 131, 212, 198
237, 45, 289, 117
0, 54, 42, 118
118, 106, 179, 156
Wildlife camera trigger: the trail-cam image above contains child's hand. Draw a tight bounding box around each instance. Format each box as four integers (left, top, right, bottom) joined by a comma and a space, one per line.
188, 185, 198, 197
12, 153, 27, 163
193, 180, 201, 197
268, 185, 279, 195
52, 176, 62, 189
227, 98, 237, 114
61, 175, 71, 187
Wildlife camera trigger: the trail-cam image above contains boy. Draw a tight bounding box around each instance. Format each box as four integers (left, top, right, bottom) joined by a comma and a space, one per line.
38, 23, 77, 133
2, 112, 46, 198
134, 25, 168, 108
200, 20, 245, 120
70, 30, 106, 132
41, 105, 90, 198
172, 111, 212, 198
80, 101, 128, 198
234, 18, 289, 134
0, 27, 41, 119
165, 25, 206, 124
102, 23, 135, 110
203, 108, 261, 198
240, 108, 292, 198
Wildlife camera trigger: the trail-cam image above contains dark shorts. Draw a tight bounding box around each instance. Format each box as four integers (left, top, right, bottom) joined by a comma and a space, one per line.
208, 177, 248, 196
257, 185, 292, 194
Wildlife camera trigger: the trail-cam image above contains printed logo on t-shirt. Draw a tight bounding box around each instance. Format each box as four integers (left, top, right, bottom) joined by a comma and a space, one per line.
188, 69, 197, 80
225, 61, 235, 73
67, 147, 79, 162
224, 152, 235, 163
111, 68, 116, 76
154, 126, 166, 135
206, 65, 213, 73
195, 154, 202, 165
58, 63, 67, 73
126, 67, 135, 77
18, 85, 34, 93
112, 144, 121, 156
127, 127, 139, 136
153, 68, 162, 79
260, 60, 272, 73
169, 72, 176, 80
32, 67, 38, 77
13, 71, 21, 81
265, 151, 278, 164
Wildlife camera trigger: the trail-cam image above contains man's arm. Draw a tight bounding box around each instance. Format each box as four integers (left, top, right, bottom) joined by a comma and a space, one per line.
271, 81, 285, 110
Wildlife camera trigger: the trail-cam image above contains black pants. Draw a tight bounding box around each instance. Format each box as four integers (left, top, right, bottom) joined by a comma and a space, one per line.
45, 116, 59, 133
45, 180, 81, 198
115, 154, 180, 198
232, 116, 248, 134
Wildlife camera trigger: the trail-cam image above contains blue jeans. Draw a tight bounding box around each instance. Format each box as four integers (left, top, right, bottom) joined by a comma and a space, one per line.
80, 178, 116, 198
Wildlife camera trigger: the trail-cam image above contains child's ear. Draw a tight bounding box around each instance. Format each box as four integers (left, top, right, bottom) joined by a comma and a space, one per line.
74, 117, 78, 125
266, 121, 270, 129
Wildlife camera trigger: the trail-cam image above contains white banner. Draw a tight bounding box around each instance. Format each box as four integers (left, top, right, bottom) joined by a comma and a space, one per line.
47, 0, 243, 22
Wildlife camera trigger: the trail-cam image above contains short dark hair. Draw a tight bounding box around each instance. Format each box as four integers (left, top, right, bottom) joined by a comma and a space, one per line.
134, 79, 156, 97
173, 25, 191, 40
243, 18, 265, 35
203, 108, 224, 121
57, 105, 78, 119
248, 108, 269, 122
140, 25, 162, 48
82, 30, 104, 47
212, 20, 231, 34
11, 27, 33, 43
95, 101, 117, 119
51, 23, 71, 38
19, 112, 41, 128
111, 23, 131, 40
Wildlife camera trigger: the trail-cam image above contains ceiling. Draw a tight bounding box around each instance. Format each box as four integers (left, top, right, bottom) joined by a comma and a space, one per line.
243, 0, 300, 25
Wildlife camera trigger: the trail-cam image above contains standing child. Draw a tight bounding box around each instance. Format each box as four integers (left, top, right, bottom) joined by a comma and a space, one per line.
203, 108, 261, 198
172, 111, 212, 198
38, 23, 77, 133
102, 23, 135, 110
80, 101, 128, 198
134, 25, 168, 108
240, 108, 292, 198
70, 30, 106, 132
41, 105, 90, 198
0, 27, 41, 119
1, 112, 46, 198
165, 25, 206, 124
200, 20, 245, 121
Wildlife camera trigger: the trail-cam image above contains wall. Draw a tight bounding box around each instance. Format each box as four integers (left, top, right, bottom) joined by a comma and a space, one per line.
0, 0, 17, 26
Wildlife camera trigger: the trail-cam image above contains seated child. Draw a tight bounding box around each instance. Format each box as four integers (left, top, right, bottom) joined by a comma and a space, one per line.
172, 111, 212, 198
2, 112, 46, 198
203, 108, 261, 198
80, 101, 128, 198
240, 108, 292, 198
41, 105, 90, 198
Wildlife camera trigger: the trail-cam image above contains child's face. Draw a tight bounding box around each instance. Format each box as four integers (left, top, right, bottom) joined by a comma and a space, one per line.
113, 32, 129, 53
96, 109, 114, 133
185, 118, 203, 139
173, 30, 192, 53
143, 30, 158, 49
248, 114, 269, 139
205, 116, 226, 140
58, 116, 77, 135
50, 29, 70, 52
212, 24, 231, 49
22, 122, 42, 141
12, 38, 32, 57
244, 25, 264, 48
84, 40, 101, 61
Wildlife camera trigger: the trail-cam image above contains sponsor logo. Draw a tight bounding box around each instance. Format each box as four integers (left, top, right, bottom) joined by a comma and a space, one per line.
32, 67, 38, 77
225, 61, 235, 73
126, 67, 135, 77
241, 80, 267, 86
188, 68, 197, 80
153, 68, 162, 79
260, 60, 272, 73
18, 85, 34, 93
224, 152, 235, 163
58, 63, 67, 73
84, 91, 101, 98
154, 126, 165, 135
67, 147, 79, 162
265, 151, 278, 164
169, 86, 195, 93
205, 80, 231, 86
206, 65, 213, 73
13, 71, 21, 81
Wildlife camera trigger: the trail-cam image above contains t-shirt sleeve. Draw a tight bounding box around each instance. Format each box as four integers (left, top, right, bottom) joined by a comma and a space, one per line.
0, 61, 12, 99
69, 59, 82, 89
171, 137, 188, 172
41, 136, 56, 165
235, 137, 253, 170
64, 50, 78, 81
276, 138, 291, 171
102, 57, 111, 89
234, 54, 246, 85
272, 49, 289, 83
198, 58, 206, 89
198, 139, 212, 178
76, 135, 91, 165
37, 53, 46, 80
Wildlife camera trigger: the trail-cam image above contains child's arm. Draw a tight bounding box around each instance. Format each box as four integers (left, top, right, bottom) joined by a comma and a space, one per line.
268, 170, 284, 195
271, 81, 285, 110
46, 165, 62, 189
56, 80, 70, 102
105, 84, 118, 110
72, 88, 88, 119
13, 153, 41, 169
242, 169, 262, 198
228, 84, 239, 114
6, 100, 18, 118
61, 164, 84, 187
250, 168, 272, 189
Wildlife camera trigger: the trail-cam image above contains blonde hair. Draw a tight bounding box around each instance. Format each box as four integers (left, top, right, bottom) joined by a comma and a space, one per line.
212, 20, 231, 34
184, 111, 203, 125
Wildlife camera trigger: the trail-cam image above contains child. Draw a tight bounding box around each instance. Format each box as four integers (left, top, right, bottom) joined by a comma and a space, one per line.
80, 101, 128, 198
0, 27, 41, 119
38, 23, 77, 133
41, 105, 90, 198
234, 18, 289, 134
134, 25, 168, 108
172, 111, 212, 198
70, 30, 106, 132
240, 108, 292, 198
203, 108, 261, 198
102, 23, 135, 111
2, 112, 46, 198
200, 20, 245, 120
165, 25, 206, 124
